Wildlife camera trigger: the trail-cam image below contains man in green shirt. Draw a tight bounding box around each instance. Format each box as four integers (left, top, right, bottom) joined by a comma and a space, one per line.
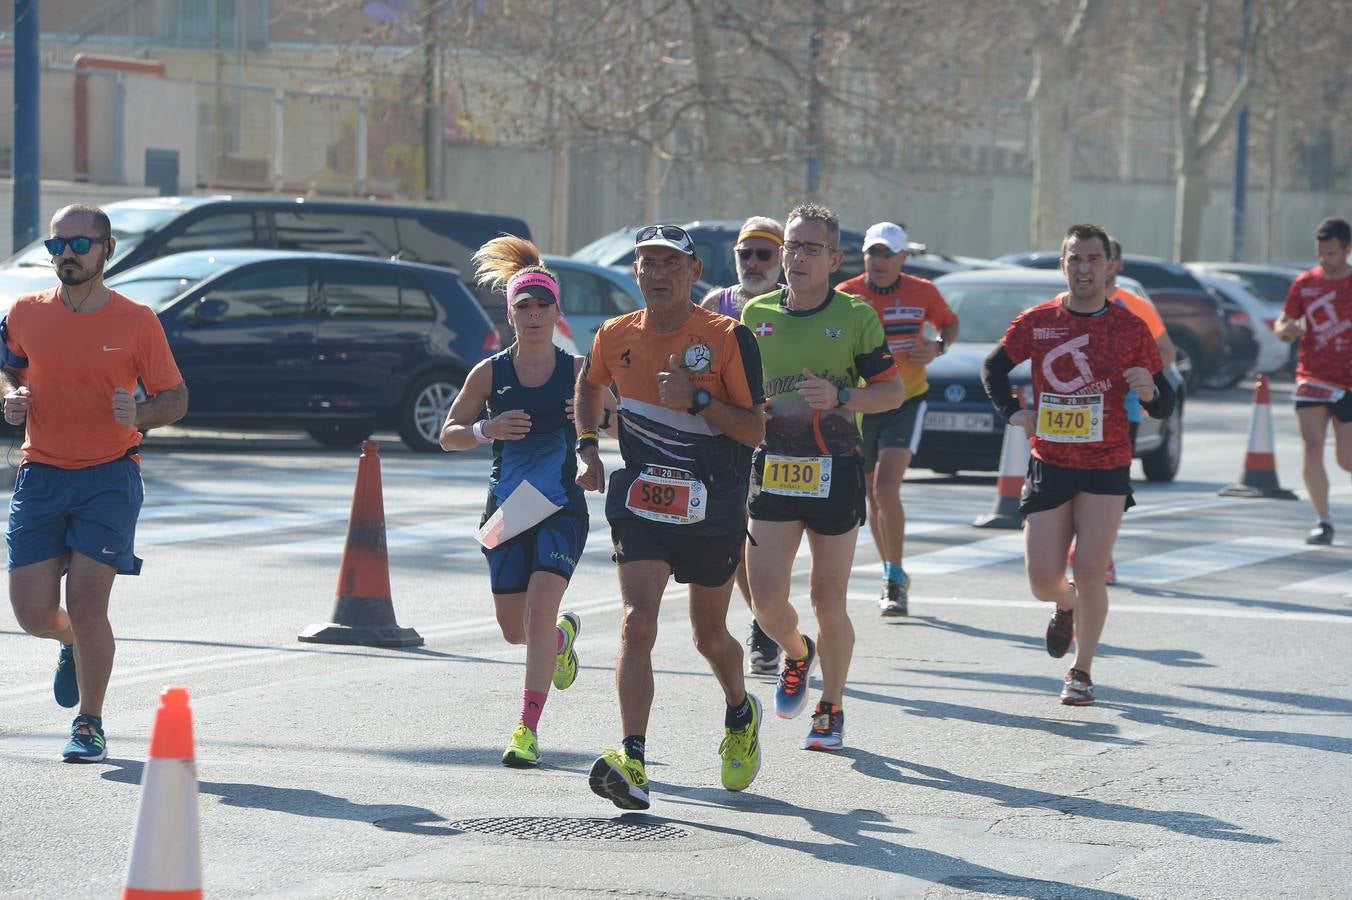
741, 203, 902, 751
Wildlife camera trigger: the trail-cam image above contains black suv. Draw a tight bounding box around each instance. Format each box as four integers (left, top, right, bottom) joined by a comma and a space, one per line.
0, 196, 531, 312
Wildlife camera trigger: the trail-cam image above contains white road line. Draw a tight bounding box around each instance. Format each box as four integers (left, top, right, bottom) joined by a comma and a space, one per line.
1113, 537, 1310, 584
1282, 569, 1352, 596
0, 588, 655, 710
136, 511, 353, 547
849, 593, 1352, 624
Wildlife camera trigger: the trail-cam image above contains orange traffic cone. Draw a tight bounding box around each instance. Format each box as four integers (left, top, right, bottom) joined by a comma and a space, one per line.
975, 420, 1031, 528
1219, 375, 1298, 500
122, 687, 202, 900
298, 441, 424, 647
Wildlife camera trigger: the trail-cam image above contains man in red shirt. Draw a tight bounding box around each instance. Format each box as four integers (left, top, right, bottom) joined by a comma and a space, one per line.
837, 222, 958, 616
982, 224, 1175, 705
1275, 217, 1352, 545
2, 204, 188, 762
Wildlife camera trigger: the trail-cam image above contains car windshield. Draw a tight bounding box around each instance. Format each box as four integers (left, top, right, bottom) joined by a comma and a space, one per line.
941, 285, 1057, 343
4, 205, 182, 269
572, 229, 638, 266
107, 253, 240, 311
109, 275, 204, 311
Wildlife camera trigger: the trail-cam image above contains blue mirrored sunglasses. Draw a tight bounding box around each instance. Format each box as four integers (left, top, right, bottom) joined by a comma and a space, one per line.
44, 235, 106, 256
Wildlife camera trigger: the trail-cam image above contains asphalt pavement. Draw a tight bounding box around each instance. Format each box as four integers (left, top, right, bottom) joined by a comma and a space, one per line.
0, 379, 1349, 898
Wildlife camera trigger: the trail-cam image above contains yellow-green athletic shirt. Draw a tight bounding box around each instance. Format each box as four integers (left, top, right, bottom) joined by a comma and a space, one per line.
742, 289, 897, 457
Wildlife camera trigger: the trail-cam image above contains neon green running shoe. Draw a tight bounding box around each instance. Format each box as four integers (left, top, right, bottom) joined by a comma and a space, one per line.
502, 724, 540, 768
719, 694, 762, 792
589, 748, 650, 810
553, 611, 581, 691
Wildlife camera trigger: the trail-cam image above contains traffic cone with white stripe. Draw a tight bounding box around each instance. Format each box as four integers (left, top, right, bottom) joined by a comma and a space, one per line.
122, 686, 202, 900
975, 419, 1031, 528
1219, 375, 1297, 499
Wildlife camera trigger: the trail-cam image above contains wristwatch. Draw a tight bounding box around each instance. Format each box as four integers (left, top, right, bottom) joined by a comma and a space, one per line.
835, 386, 851, 409
688, 388, 712, 416
935, 338, 947, 356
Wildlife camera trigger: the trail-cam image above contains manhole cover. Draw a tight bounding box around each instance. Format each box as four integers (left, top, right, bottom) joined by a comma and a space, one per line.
446, 816, 690, 842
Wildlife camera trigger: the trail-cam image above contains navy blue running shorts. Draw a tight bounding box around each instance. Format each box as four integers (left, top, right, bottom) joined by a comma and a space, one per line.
481, 509, 588, 595
7, 457, 145, 575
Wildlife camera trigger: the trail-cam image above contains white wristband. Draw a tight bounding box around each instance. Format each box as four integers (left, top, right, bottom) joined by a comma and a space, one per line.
472, 420, 492, 444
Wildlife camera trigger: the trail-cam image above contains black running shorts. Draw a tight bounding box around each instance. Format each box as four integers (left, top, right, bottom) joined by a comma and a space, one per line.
1295, 392, 1352, 423
609, 517, 744, 587
860, 395, 928, 469
1019, 457, 1134, 517
748, 453, 866, 536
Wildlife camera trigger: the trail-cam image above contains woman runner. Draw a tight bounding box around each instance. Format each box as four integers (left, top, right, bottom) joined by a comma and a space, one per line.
441, 236, 588, 767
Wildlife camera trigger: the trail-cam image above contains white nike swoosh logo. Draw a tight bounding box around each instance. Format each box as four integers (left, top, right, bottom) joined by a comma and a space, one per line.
496, 386, 512, 394
100, 547, 115, 555
102, 346, 122, 352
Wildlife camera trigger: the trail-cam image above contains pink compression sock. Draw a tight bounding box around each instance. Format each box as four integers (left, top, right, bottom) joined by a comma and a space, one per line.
521, 689, 548, 732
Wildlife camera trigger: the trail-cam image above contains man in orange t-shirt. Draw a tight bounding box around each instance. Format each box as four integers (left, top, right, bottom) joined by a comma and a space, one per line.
837, 222, 959, 617
1, 204, 187, 763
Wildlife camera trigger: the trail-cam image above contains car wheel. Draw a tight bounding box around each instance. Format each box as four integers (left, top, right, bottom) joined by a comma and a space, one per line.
1170, 332, 1202, 393
1199, 367, 1245, 390
307, 424, 373, 449
398, 370, 463, 453
1141, 401, 1183, 482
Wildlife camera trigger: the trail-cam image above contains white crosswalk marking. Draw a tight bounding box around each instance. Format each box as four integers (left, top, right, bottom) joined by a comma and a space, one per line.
1282, 569, 1352, 596
1113, 537, 1310, 585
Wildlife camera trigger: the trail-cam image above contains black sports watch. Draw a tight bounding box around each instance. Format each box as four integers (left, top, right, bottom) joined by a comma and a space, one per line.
935, 338, 947, 356
688, 388, 712, 415
835, 386, 851, 409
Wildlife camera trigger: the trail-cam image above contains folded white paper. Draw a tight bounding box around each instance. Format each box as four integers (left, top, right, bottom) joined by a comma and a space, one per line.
475, 479, 563, 549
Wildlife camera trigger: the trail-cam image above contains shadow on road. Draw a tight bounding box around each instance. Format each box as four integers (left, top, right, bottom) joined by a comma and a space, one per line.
660, 784, 1135, 899
909, 616, 1215, 668
840, 751, 1276, 844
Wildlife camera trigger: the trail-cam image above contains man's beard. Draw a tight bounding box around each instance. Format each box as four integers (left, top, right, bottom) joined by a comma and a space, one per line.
739, 268, 781, 297
56, 258, 102, 286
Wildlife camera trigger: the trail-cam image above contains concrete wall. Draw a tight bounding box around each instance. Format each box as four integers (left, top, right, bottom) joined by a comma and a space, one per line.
443, 141, 1349, 264
121, 76, 198, 190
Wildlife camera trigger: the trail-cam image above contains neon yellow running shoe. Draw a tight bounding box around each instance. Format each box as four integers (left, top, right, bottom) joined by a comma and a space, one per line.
502, 724, 540, 768
719, 694, 762, 791
553, 611, 581, 691
589, 748, 649, 810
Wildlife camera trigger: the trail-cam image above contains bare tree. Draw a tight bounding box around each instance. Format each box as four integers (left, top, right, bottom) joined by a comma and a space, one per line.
1168, 0, 1306, 261
1025, 0, 1104, 250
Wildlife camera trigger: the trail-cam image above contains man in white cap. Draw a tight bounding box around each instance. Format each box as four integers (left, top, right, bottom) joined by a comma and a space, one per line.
837, 222, 959, 616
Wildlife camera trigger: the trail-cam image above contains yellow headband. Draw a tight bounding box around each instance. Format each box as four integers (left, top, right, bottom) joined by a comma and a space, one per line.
737, 229, 783, 247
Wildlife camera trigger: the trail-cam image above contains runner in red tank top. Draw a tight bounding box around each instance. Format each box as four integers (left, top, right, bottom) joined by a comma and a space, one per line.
1275, 217, 1352, 545
982, 224, 1175, 706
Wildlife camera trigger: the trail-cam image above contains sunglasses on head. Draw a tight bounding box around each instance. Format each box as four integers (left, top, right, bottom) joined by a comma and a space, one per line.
635, 224, 693, 246
44, 235, 106, 256
736, 247, 776, 262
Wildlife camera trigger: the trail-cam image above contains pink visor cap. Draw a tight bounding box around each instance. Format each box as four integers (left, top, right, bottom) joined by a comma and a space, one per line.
506, 271, 561, 310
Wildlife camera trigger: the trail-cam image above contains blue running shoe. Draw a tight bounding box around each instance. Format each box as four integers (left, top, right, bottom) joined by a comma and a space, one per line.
53, 643, 79, 709
803, 702, 844, 751
774, 635, 817, 720
62, 714, 106, 763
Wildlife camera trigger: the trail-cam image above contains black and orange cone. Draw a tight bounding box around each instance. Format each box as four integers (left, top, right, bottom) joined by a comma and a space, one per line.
1219, 375, 1298, 500
299, 441, 424, 647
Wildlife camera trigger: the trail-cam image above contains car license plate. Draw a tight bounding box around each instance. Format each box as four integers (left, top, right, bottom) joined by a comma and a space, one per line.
925, 411, 995, 432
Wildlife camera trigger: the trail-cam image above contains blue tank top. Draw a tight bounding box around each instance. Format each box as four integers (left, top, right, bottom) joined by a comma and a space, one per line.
484, 346, 586, 513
